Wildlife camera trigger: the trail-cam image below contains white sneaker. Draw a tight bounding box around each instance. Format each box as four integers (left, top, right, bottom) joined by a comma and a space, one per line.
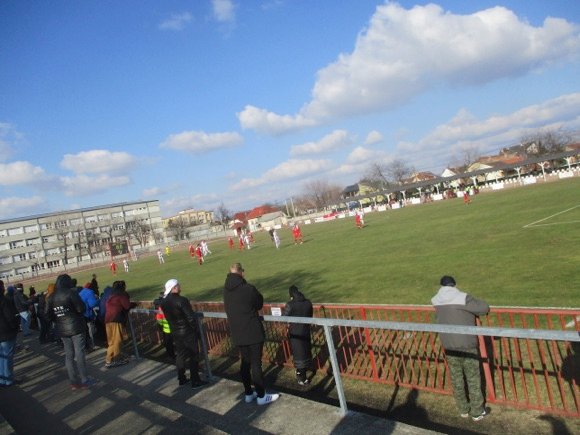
244, 391, 257, 403
257, 393, 280, 406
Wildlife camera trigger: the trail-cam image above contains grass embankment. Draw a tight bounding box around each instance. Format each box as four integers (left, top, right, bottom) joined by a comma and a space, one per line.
30, 178, 580, 308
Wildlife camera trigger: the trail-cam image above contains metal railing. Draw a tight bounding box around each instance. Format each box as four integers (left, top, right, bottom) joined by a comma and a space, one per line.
129, 304, 580, 417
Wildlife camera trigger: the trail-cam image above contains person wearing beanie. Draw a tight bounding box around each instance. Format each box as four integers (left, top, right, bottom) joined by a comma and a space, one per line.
45, 274, 96, 389
283, 285, 314, 385
160, 279, 207, 389
104, 281, 132, 368
223, 263, 279, 405
431, 275, 490, 421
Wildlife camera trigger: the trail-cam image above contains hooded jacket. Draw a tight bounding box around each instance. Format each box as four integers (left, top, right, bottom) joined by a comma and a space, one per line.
45, 274, 87, 338
283, 288, 313, 338
431, 285, 489, 351
223, 272, 264, 346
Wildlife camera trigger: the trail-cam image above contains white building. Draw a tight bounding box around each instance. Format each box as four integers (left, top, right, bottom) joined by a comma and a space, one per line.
0, 200, 162, 281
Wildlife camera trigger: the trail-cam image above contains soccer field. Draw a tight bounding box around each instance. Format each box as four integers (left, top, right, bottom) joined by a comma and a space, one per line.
31, 178, 580, 308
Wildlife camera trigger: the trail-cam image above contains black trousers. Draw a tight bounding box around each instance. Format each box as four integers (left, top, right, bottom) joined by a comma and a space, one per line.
173, 334, 201, 384
238, 342, 265, 397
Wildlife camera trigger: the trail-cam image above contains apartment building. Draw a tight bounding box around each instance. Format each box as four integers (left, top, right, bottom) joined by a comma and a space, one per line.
0, 200, 162, 281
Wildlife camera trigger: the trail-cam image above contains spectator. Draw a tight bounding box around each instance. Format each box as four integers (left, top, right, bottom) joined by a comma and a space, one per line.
0, 279, 19, 386
223, 262, 279, 405
283, 285, 314, 385
90, 273, 99, 297
79, 282, 99, 352
160, 279, 207, 389
45, 274, 96, 389
14, 284, 32, 336
104, 281, 132, 368
153, 291, 175, 359
432, 275, 489, 421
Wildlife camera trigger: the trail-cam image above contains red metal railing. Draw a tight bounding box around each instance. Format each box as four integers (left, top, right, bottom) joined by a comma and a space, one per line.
131, 302, 579, 417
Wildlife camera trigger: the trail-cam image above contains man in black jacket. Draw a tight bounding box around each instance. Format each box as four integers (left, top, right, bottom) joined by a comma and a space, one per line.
160, 279, 207, 389
46, 274, 96, 389
223, 263, 279, 405
283, 285, 313, 385
0, 279, 19, 386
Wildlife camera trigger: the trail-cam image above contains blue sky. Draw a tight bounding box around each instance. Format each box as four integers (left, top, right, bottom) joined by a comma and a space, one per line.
1, 1, 578, 220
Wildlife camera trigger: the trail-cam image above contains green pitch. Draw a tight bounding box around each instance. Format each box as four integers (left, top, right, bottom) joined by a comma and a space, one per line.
35, 178, 580, 307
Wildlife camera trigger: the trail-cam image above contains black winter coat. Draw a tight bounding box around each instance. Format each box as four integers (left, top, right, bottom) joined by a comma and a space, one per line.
45, 283, 86, 338
223, 273, 264, 346
0, 297, 19, 342
160, 292, 201, 338
283, 290, 313, 368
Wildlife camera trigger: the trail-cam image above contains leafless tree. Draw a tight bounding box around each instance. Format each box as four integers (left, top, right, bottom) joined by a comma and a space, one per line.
362, 162, 390, 190
167, 216, 188, 241
53, 220, 71, 266
300, 180, 343, 211
386, 159, 414, 185
449, 145, 481, 173
214, 202, 232, 231
520, 127, 575, 156
127, 220, 152, 248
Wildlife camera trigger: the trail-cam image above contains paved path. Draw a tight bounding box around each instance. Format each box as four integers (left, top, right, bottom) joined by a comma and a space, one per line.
0, 336, 440, 434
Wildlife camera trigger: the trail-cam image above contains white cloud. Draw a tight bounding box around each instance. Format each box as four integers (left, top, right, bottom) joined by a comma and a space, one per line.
398, 92, 580, 169
334, 147, 392, 177
0, 122, 23, 161
161, 193, 220, 217
60, 174, 131, 196
239, 3, 580, 135
158, 12, 193, 31
365, 130, 383, 145
160, 130, 243, 153
238, 106, 316, 135
0, 196, 46, 219
0, 161, 49, 185
212, 0, 235, 23
290, 130, 353, 156
231, 158, 332, 191
60, 150, 136, 175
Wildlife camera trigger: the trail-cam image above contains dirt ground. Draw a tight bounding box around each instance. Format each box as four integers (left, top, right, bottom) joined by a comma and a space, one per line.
141, 343, 578, 435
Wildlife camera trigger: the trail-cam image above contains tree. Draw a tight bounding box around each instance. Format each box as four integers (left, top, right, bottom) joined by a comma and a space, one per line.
449, 145, 481, 173
127, 220, 153, 247
167, 216, 188, 241
214, 202, 232, 232
520, 128, 575, 156
386, 159, 414, 185
300, 180, 343, 211
362, 162, 390, 191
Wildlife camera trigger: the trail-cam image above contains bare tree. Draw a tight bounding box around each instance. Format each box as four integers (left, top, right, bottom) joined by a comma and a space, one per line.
520, 127, 575, 156
362, 162, 390, 190
53, 221, 71, 266
386, 159, 414, 185
127, 220, 152, 248
214, 202, 232, 232
167, 216, 188, 241
449, 145, 481, 173
301, 180, 343, 211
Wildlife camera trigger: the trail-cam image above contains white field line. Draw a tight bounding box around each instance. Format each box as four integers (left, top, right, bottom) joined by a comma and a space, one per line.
523, 205, 580, 228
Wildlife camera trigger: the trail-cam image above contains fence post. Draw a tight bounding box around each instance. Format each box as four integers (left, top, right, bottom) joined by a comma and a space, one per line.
360, 306, 379, 381
196, 314, 214, 381
323, 324, 348, 416
127, 313, 140, 360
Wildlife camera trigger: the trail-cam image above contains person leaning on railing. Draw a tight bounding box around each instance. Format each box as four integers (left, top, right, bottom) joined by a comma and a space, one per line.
432, 275, 489, 422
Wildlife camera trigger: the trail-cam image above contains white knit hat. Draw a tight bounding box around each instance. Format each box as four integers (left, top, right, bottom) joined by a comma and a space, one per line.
164, 279, 178, 297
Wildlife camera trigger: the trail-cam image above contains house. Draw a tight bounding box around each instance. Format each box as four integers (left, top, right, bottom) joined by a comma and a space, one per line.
256, 211, 288, 230
245, 205, 283, 232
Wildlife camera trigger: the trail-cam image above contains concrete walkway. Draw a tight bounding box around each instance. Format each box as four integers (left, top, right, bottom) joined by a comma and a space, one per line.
0, 335, 440, 435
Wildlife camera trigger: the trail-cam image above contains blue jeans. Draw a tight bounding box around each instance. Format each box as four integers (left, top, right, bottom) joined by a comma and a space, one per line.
61, 333, 88, 384
19, 311, 30, 336
0, 339, 16, 385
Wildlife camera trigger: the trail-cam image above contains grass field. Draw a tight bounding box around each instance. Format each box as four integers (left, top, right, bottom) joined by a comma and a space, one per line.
29, 178, 580, 308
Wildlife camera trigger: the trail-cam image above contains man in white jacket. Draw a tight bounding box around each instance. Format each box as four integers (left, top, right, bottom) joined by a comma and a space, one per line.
432, 275, 489, 421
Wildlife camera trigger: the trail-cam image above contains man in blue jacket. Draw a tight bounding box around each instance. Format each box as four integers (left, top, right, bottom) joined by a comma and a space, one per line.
79, 282, 99, 352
